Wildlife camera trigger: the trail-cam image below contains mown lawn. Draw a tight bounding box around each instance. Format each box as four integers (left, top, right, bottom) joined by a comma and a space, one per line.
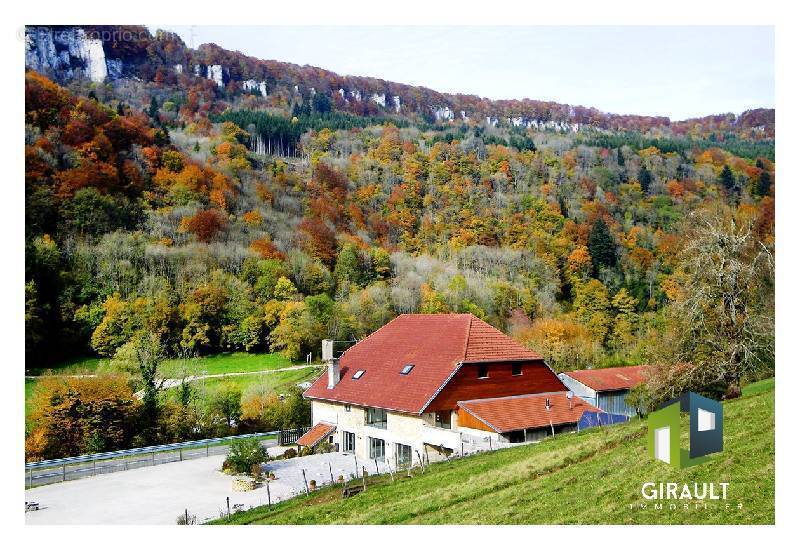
181, 366, 323, 396
213, 380, 774, 525
159, 352, 296, 377
27, 352, 297, 378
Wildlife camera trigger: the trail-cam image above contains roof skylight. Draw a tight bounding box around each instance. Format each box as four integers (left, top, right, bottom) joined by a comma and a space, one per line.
400, 364, 414, 375
352, 370, 365, 380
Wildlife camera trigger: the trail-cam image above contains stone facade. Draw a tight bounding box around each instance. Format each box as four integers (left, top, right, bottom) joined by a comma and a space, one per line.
310, 400, 462, 465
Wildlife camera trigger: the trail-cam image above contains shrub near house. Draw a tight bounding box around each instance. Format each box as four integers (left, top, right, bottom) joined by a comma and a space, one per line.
223, 438, 268, 475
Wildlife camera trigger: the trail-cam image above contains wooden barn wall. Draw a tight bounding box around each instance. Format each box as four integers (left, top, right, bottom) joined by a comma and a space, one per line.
457, 408, 495, 432
425, 360, 567, 412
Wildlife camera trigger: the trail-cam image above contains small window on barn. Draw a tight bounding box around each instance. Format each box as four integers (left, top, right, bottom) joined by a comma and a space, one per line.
477, 365, 489, 379
352, 370, 365, 380
400, 364, 414, 375
512, 364, 522, 376
435, 411, 452, 429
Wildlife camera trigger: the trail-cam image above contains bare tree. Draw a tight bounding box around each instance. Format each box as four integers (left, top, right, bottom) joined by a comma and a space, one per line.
657, 207, 774, 399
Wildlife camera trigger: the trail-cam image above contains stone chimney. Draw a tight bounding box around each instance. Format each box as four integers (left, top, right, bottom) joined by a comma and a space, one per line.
323, 339, 340, 389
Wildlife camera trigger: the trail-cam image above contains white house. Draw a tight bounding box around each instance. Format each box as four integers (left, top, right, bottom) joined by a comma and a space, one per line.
297, 314, 587, 467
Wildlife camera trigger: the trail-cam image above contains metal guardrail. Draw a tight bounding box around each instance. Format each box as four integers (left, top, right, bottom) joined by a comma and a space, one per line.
25, 431, 282, 489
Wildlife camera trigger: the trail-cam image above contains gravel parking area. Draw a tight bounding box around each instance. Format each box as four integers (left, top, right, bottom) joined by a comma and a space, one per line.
25, 451, 387, 525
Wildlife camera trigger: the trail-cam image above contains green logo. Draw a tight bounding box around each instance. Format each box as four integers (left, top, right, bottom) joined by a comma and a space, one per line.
647, 392, 723, 468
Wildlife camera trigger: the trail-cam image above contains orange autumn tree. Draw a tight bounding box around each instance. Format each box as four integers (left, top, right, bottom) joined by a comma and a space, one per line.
180, 209, 227, 243
26, 374, 139, 461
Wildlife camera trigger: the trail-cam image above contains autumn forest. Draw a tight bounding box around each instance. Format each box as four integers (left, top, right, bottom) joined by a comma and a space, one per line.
24, 26, 774, 460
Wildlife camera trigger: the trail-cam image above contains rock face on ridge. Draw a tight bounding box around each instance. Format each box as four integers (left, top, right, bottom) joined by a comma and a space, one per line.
25, 26, 117, 83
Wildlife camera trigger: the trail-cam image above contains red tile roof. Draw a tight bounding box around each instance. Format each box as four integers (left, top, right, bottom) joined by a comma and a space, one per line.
296, 422, 336, 448
464, 316, 543, 362
561, 365, 650, 391
458, 392, 602, 433
303, 314, 543, 414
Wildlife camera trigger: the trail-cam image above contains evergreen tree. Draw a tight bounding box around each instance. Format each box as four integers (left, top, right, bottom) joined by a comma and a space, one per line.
638, 165, 653, 193
558, 195, 568, 217
757, 170, 772, 197
148, 96, 159, 120
588, 218, 617, 275
719, 164, 735, 192
617, 148, 625, 167
312, 92, 332, 114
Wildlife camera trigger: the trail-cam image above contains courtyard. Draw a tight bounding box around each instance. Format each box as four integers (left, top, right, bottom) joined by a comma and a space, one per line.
25, 450, 387, 525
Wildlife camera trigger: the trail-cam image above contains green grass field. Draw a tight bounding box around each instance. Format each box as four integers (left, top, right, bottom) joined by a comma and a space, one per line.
742, 377, 774, 396
26, 352, 319, 415
26, 356, 107, 376
213, 378, 775, 525
180, 366, 323, 397
159, 352, 296, 377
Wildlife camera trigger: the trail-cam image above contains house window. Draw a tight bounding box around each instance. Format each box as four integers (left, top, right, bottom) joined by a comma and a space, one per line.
395, 443, 412, 467
366, 407, 387, 429
512, 364, 522, 376
344, 404, 351, 412
369, 437, 385, 460
342, 431, 355, 453
435, 411, 452, 429
477, 365, 489, 379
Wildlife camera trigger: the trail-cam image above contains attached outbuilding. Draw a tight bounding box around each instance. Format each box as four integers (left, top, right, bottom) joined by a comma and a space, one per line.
296, 421, 336, 451
457, 391, 603, 443
558, 365, 650, 418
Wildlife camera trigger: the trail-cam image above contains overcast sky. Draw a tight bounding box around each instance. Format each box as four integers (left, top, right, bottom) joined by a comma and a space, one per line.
151, 26, 774, 120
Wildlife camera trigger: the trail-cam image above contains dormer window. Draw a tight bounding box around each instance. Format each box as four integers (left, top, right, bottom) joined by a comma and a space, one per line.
352, 370, 365, 380
400, 364, 414, 375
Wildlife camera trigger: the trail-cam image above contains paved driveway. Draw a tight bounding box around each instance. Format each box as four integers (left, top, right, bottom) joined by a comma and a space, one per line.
25, 451, 388, 525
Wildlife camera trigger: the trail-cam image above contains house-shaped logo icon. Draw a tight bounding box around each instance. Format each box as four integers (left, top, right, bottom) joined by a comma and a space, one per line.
647, 392, 723, 468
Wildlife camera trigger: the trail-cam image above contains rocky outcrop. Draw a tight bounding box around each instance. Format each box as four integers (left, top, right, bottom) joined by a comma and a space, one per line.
25, 26, 120, 83
206, 64, 225, 87
243, 79, 268, 97
192, 63, 228, 87
433, 106, 454, 121
370, 93, 386, 107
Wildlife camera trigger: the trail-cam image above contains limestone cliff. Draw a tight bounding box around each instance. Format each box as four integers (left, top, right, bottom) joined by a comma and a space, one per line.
25, 26, 120, 83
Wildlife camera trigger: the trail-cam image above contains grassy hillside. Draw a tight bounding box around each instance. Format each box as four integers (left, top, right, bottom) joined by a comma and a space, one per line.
214, 380, 774, 525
